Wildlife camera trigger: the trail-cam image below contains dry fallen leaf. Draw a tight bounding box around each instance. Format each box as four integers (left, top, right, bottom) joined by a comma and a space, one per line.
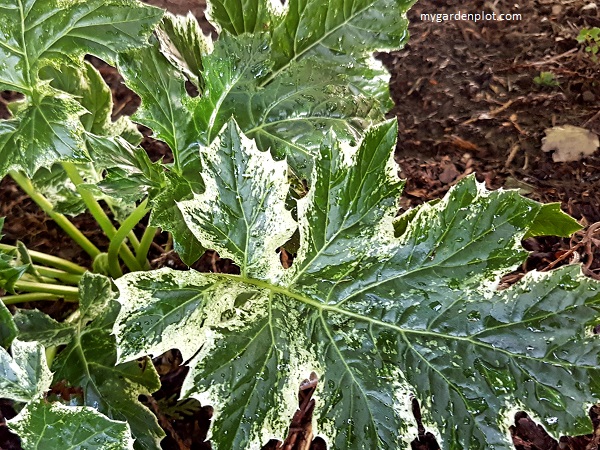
541, 125, 599, 162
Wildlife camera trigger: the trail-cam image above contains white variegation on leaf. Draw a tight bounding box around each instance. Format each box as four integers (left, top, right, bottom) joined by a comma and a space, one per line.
113, 0, 416, 265
114, 121, 600, 450
0, 339, 52, 403
177, 121, 296, 280
157, 12, 213, 88
48, 273, 164, 450
117, 0, 414, 188
8, 400, 135, 450
4, 273, 164, 450
0, 0, 162, 177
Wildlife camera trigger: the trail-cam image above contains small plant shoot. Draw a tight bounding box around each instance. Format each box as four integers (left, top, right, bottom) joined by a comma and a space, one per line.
0, 0, 598, 449
577, 27, 600, 62
533, 71, 559, 87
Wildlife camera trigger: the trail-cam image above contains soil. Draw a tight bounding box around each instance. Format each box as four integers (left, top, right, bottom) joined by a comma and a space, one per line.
1, 0, 600, 449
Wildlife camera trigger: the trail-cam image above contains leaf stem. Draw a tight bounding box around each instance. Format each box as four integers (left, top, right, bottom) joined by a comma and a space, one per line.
0, 244, 87, 274
12, 280, 79, 297
2, 292, 64, 305
136, 225, 156, 269
8, 171, 102, 260
61, 162, 143, 272
45, 345, 58, 369
33, 266, 82, 285
20, 273, 58, 285
107, 199, 150, 277
127, 230, 141, 252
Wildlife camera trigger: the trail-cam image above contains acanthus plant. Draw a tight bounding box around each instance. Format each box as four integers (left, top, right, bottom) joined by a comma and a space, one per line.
0, 0, 597, 449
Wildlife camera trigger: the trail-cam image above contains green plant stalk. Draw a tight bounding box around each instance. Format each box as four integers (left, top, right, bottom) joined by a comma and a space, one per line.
2, 292, 62, 305
45, 346, 58, 368
13, 280, 79, 297
20, 273, 59, 285
34, 266, 82, 285
136, 225, 156, 269
127, 230, 141, 252
61, 162, 143, 272
8, 171, 102, 260
0, 244, 87, 274
107, 199, 150, 278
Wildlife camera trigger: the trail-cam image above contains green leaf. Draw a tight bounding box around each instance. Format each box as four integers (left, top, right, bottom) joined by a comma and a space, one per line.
269, 0, 413, 74
86, 134, 166, 203
14, 309, 75, 347
118, 0, 411, 182
0, 339, 52, 402
8, 399, 134, 450
113, 123, 600, 449
204, 0, 413, 83
231, 57, 382, 176
39, 61, 112, 135
117, 40, 200, 172
114, 0, 414, 263
39, 60, 142, 142
0, 0, 162, 176
193, 33, 272, 144
157, 12, 211, 88
0, 94, 87, 177
0, 0, 163, 92
0, 301, 17, 349
52, 273, 164, 450
524, 202, 582, 238
24, 60, 143, 216
177, 121, 295, 279
206, 0, 274, 35
150, 173, 205, 265
265, 0, 414, 105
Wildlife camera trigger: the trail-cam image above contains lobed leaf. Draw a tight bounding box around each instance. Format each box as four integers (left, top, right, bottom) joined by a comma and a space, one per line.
178, 121, 296, 280
51, 311, 164, 450
157, 12, 211, 88
25, 59, 144, 217
0, 94, 87, 177
114, 123, 600, 449
8, 400, 135, 450
0, 0, 162, 176
116, 0, 413, 207
114, 0, 414, 264
39, 61, 115, 136
267, 0, 413, 103
24, 273, 165, 450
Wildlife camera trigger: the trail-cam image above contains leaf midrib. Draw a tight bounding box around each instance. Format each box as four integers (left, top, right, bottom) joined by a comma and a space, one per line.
213, 272, 598, 371
17, 0, 31, 88
262, 0, 376, 86
335, 204, 533, 307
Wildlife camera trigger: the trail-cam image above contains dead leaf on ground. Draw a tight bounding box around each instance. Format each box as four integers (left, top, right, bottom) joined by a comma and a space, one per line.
541, 125, 599, 162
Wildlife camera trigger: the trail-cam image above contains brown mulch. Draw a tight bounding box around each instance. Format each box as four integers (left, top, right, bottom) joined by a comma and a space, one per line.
1, 0, 600, 449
